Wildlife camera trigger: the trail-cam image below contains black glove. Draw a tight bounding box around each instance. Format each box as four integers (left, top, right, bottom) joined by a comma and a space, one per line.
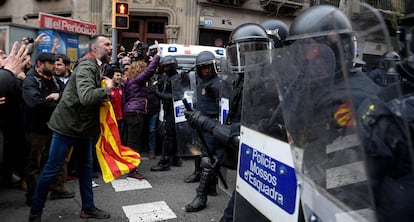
258, 118, 288, 141
184, 110, 208, 129
149, 85, 159, 94
184, 110, 218, 132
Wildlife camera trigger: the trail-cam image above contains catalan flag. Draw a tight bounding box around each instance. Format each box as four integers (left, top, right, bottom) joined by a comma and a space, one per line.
96, 96, 141, 183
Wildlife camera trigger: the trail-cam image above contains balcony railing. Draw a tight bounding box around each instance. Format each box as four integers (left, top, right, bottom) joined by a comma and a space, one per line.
310, 0, 340, 7
310, 0, 408, 13
207, 0, 248, 6
259, 0, 305, 15
364, 0, 407, 12
260, 0, 305, 6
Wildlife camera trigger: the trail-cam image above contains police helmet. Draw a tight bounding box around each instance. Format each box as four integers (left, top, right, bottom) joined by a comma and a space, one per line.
196, 51, 218, 79
260, 19, 289, 48
381, 51, 400, 70
226, 23, 273, 74
287, 5, 356, 71
159, 55, 177, 76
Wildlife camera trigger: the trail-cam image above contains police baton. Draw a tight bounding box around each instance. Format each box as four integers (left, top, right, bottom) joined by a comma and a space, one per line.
182, 98, 228, 189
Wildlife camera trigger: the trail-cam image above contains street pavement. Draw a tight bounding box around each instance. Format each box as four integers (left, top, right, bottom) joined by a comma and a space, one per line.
0, 155, 236, 222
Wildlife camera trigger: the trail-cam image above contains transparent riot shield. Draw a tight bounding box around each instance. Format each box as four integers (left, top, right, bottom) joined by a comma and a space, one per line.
218, 57, 240, 195
272, 2, 412, 222
219, 57, 239, 125
233, 48, 300, 222
275, 40, 370, 222
170, 70, 200, 156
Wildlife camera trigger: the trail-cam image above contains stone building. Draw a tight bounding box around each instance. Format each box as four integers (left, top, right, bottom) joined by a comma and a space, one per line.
0, 0, 409, 66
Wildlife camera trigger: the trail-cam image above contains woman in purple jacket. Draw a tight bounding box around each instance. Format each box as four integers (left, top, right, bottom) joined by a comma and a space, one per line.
123, 41, 160, 179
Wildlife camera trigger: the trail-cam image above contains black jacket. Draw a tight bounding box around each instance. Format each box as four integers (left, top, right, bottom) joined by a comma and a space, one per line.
22, 68, 61, 133
0, 69, 23, 129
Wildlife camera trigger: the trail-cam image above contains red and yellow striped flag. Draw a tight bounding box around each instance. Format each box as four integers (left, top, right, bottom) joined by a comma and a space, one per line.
334, 101, 354, 127
96, 99, 141, 183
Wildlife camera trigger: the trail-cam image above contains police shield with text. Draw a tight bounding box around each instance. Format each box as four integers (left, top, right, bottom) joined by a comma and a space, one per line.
234, 20, 301, 222
169, 57, 199, 157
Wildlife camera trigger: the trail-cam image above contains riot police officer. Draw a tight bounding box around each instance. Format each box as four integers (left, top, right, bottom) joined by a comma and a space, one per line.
368, 51, 401, 86
185, 51, 221, 212
150, 56, 182, 171
185, 22, 275, 222
260, 19, 289, 49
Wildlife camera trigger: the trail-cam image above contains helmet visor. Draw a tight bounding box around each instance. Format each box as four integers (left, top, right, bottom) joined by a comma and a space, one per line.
226, 40, 271, 73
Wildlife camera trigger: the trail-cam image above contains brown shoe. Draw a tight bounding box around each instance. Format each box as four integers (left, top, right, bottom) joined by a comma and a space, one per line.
80, 206, 110, 219
50, 190, 75, 200
149, 152, 156, 159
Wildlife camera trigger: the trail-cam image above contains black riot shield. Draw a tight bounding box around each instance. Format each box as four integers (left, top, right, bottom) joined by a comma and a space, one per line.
170, 70, 200, 156
233, 47, 300, 222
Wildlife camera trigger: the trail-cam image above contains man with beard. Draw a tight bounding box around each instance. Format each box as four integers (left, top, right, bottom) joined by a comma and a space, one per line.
29, 36, 113, 222
54, 53, 72, 88
22, 52, 75, 206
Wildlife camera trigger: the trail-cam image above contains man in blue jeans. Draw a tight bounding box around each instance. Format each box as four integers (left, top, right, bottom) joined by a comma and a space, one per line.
28, 35, 114, 222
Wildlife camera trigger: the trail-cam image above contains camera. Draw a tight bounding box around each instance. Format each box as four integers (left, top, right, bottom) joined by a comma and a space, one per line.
132, 40, 148, 61
22, 37, 34, 44
147, 44, 158, 57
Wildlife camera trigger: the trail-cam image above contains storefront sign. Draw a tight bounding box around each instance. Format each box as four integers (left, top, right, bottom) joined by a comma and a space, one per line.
39, 12, 97, 36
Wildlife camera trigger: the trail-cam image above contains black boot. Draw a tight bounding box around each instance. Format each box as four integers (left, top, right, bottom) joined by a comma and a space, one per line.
171, 155, 182, 167
185, 168, 210, 212
184, 156, 201, 183
207, 173, 217, 196
150, 156, 170, 171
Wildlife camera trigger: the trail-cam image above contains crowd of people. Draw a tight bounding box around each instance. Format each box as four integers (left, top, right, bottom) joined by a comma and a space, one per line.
0, 2, 413, 221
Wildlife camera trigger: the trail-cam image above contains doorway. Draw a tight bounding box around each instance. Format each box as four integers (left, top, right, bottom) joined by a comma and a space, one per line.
118, 16, 168, 52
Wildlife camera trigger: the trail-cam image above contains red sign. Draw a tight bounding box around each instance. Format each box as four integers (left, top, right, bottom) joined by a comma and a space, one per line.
39, 12, 97, 36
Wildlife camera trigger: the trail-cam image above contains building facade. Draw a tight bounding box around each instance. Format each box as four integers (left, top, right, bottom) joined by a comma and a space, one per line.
0, 0, 410, 67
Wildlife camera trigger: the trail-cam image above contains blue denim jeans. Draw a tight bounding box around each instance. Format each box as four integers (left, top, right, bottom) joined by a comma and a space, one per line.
148, 113, 159, 153
31, 132, 94, 215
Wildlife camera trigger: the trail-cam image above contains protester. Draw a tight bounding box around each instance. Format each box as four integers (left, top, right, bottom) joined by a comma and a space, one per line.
28, 36, 113, 221
22, 52, 74, 206
104, 66, 124, 138
123, 41, 160, 179
0, 42, 30, 187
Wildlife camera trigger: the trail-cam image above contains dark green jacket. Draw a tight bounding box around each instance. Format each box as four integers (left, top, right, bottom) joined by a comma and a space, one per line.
48, 57, 110, 139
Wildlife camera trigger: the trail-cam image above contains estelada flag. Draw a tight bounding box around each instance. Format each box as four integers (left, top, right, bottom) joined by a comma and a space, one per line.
96, 99, 141, 183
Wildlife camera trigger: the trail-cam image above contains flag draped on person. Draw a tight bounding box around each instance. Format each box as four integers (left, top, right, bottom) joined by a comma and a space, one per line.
96, 89, 141, 183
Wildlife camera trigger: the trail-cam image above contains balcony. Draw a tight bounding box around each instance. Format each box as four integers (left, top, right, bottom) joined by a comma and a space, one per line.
259, 0, 305, 15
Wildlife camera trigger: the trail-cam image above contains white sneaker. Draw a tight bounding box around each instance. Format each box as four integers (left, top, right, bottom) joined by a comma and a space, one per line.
11, 173, 21, 183
92, 180, 100, 188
